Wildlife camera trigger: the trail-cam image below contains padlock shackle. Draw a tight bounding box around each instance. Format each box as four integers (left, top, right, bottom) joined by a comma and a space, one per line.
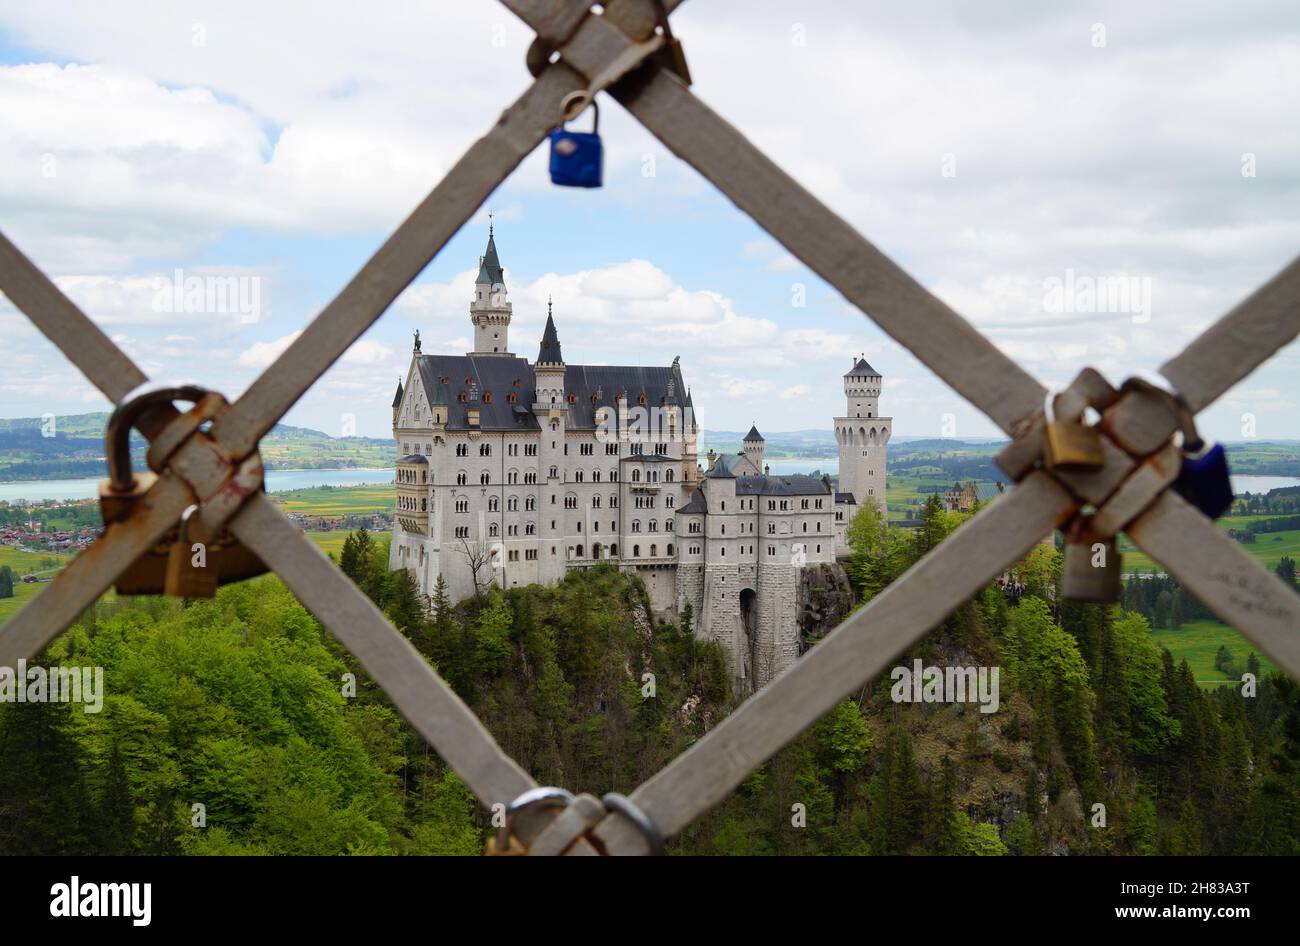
106, 381, 210, 492
560, 90, 599, 131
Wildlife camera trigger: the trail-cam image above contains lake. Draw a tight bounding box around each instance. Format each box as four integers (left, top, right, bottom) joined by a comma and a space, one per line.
0, 468, 394, 503
0, 465, 1296, 505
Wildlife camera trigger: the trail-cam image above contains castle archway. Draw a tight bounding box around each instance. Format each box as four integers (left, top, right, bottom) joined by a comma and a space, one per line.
740, 588, 757, 687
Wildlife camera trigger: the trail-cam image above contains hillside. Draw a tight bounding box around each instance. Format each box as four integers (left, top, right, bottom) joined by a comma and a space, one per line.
0, 412, 393, 481
4, 503, 1297, 855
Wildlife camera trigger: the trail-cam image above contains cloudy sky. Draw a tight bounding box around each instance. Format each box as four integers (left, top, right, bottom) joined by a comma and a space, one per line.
1, 0, 1297, 442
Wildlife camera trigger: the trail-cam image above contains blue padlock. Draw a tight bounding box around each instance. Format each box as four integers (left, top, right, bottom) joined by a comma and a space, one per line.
1121, 372, 1233, 520
1176, 440, 1233, 520
549, 99, 602, 188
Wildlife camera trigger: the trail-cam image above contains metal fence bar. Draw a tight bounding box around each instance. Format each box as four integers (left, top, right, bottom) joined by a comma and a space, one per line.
207, 66, 587, 463
592, 471, 1078, 852
230, 494, 537, 807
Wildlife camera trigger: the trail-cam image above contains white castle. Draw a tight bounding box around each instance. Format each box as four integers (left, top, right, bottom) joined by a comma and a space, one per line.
389, 228, 890, 691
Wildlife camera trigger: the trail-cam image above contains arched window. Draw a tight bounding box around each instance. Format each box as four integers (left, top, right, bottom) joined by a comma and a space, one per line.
489, 496, 499, 512
650, 544, 657, 557
480, 471, 490, 485
457, 472, 467, 485
489, 523, 499, 537
632, 469, 641, 482
666, 469, 674, 482
632, 520, 641, 533
633, 544, 640, 557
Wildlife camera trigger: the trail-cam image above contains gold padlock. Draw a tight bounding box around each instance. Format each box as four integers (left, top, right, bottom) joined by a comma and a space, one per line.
165, 505, 219, 598
1042, 389, 1105, 471
1060, 517, 1121, 603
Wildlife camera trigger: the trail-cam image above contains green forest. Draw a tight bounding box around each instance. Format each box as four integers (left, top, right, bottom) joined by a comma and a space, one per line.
1, 497, 1298, 855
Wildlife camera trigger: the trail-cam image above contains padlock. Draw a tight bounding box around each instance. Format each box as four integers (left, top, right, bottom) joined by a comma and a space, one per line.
651, 0, 692, 85
165, 505, 219, 598
1042, 388, 1105, 471
1121, 373, 1233, 520
549, 98, 602, 188
1176, 438, 1233, 520
1060, 517, 1122, 603
99, 382, 269, 595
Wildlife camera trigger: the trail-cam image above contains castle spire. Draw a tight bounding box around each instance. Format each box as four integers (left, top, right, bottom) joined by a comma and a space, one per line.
537, 307, 563, 365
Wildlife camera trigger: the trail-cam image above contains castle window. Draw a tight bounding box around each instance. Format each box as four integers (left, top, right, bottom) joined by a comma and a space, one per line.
526, 523, 536, 535
481, 472, 490, 485
650, 544, 657, 557
638, 394, 646, 405
665, 495, 674, 508
610, 495, 618, 508
508, 392, 517, 404
457, 472, 467, 485
484, 392, 492, 404
667, 544, 674, 556
480, 443, 491, 456
507, 496, 517, 511
459, 392, 467, 402
593, 469, 601, 482
632, 520, 641, 533
633, 545, 640, 557
666, 469, 674, 482
632, 470, 640, 482
719, 547, 724, 557
455, 499, 468, 513
665, 519, 673, 531
489, 523, 499, 537
568, 393, 577, 404
489, 497, 500, 512
575, 471, 584, 483
526, 496, 535, 511
592, 495, 601, 508
649, 519, 657, 532
721, 501, 725, 511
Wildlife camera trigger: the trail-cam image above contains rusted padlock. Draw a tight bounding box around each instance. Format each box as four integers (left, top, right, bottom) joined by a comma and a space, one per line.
99, 383, 267, 595
1060, 516, 1122, 603
164, 505, 219, 598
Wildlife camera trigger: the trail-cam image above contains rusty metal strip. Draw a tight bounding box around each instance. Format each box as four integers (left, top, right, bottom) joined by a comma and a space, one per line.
1128, 491, 1300, 680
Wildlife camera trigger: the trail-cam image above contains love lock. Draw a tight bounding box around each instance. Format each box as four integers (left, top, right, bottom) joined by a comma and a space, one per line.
1120, 374, 1234, 521
98, 383, 268, 597
1060, 515, 1122, 603
1042, 387, 1106, 472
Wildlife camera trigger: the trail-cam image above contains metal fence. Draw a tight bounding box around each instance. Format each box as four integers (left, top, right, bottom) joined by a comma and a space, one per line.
2, 0, 1297, 855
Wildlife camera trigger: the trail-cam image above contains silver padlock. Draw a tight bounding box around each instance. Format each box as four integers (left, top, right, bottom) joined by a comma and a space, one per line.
1060, 516, 1121, 603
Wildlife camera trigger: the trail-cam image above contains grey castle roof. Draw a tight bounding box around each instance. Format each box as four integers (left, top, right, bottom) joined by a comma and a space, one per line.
399, 454, 428, 464
845, 357, 879, 377
476, 229, 505, 287
743, 425, 764, 442
391, 380, 404, 407
735, 473, 832, 496
835, 492, 857, 504
414, 353, 691, 433
680, 489, 708, 514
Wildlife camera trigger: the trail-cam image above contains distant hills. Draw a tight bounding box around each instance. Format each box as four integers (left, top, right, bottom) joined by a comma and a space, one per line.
1, 412, 1297, 482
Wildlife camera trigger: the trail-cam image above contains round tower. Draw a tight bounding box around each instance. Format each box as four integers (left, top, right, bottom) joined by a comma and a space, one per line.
470, 222, 513, 355
835, 356, 890, 513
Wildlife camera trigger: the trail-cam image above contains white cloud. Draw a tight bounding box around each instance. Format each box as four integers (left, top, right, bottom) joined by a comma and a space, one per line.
237, 331, 300, 368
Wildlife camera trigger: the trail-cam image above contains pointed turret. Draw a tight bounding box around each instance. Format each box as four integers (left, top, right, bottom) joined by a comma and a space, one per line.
470, 223, 512, 355
537, 300, 563, 365
742, 423, 764, 473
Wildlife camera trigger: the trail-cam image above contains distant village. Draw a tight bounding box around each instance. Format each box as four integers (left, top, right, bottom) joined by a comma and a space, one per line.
0, 496, 391, 559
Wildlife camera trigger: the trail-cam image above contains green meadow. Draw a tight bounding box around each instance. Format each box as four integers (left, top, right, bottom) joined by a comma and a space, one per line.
1149, 619, 1279, 688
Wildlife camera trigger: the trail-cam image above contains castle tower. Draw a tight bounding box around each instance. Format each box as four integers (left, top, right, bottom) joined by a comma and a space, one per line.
470, 223, 512, 355
835, 356, 890, 514
742, 425, 765, 474
533, 303, 567, 583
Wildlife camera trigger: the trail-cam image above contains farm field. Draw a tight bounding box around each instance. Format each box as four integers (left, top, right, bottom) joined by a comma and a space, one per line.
269, 483, 394, 516
1149, 618, 1279, 688
0, 546, 70, 624
1119, 526, 1300, 575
